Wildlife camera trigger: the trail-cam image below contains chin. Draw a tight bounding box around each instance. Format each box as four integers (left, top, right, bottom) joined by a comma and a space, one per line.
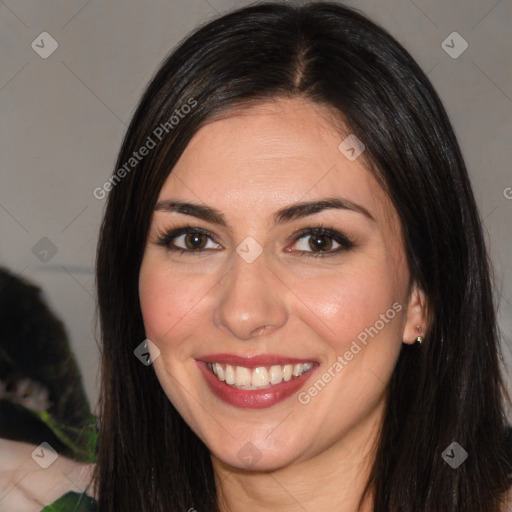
206, 427, 312, 473
211, 444, 304, 473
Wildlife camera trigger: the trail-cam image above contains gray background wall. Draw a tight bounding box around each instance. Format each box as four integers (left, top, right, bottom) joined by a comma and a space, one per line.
1, 0, 511, 414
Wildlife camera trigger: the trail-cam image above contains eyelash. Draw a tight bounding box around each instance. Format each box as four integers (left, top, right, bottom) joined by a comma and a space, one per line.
155, 224, 355, 258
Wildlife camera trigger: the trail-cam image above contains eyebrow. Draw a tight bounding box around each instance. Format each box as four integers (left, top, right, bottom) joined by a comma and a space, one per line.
154, 197, 375, 227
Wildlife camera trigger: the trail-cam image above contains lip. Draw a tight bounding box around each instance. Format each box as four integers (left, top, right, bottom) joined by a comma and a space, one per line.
196, 359, 318, 409
196, 353, 318, 368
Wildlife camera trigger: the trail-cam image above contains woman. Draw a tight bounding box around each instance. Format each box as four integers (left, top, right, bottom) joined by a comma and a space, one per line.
9, 1, 510, 511
94, 1, 512, 510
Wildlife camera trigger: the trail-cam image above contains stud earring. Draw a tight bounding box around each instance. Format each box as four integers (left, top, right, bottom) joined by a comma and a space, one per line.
415, 325, 423, 344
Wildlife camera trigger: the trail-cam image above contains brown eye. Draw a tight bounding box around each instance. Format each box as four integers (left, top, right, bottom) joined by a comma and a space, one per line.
288, 227, 355, 257
156, 227, 222, 253
293, 232, 341, 253
184, 232, 208, 250
308, 234, 334, 252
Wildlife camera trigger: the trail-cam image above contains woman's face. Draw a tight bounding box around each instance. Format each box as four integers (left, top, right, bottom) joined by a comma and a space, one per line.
139, 98, 425, 471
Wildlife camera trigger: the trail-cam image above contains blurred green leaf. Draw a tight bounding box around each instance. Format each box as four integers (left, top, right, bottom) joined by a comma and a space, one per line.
41, 491, 96, 511
33, 410, 98, 462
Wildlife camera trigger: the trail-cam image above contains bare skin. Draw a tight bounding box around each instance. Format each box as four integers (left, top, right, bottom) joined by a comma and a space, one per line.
0, 438, 95, 511
138, 97, 428, 512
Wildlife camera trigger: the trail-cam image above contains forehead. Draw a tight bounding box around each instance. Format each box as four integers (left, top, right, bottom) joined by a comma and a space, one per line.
158, 98, 396, 229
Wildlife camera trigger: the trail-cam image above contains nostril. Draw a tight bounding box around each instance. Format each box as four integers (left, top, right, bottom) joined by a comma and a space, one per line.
251, 325, 269, 337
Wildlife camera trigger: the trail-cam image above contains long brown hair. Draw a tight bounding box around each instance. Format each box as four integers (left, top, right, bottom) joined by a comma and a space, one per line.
94, 2, 512, 510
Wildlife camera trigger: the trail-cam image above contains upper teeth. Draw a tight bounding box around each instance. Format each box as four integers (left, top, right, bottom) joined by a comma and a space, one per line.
207, 362, 314, 389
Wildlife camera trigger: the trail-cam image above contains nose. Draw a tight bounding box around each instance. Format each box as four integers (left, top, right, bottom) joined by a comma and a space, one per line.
212, 251, 289, 341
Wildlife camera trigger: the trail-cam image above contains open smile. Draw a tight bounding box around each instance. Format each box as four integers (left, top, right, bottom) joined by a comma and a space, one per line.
196, 354, 319, 408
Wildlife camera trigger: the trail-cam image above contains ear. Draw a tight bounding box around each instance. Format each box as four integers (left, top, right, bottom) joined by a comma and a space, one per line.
402, 283, 428, 345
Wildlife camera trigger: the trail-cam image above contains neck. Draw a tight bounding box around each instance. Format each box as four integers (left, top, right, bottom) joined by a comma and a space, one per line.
212, 402, 383, 512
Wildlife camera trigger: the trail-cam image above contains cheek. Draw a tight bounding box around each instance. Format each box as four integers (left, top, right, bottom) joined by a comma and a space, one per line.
138, 259, 210, 346
138, 270, 174, 338
291, 259, 406, 355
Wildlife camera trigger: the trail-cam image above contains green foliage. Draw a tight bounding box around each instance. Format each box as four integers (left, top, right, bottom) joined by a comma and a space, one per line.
41, 491, 96, 511
34, 410, 98, 463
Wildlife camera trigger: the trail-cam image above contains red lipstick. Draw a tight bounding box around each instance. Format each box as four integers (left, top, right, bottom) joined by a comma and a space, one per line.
196, 355, 318, 409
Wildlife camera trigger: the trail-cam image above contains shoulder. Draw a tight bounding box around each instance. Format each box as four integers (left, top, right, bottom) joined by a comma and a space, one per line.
0, 438, 96, 511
